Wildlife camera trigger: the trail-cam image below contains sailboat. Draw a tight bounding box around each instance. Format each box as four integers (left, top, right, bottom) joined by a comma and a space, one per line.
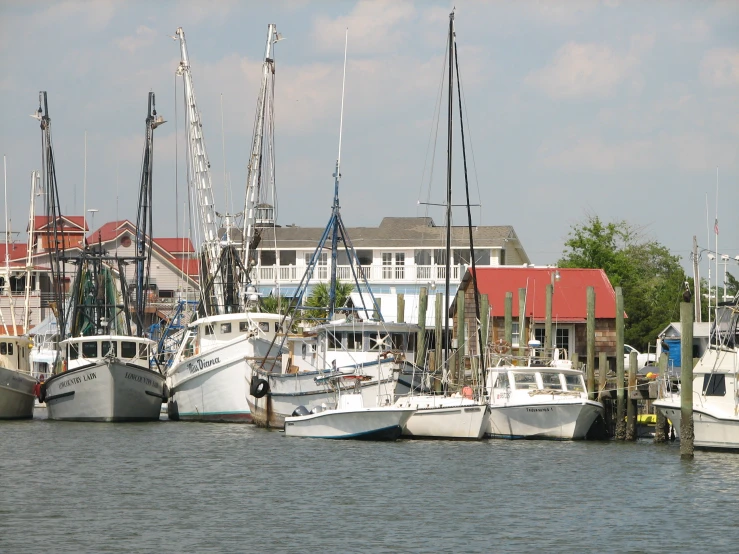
247, 32, 420, 429
39, 91, 167, 421
165, 26, 286, 422
393, 11, 488, 440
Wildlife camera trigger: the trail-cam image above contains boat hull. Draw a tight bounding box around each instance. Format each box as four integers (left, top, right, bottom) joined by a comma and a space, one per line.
44, 361, 165, 422
397, 396, 487, 439
284, 407, 414, 440
654, 401, 739, 450
0, 367, 36, 420
486, 400, 603, 440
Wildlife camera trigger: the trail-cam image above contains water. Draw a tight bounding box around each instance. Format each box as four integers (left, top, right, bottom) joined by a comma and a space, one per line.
2, 412, 738, 553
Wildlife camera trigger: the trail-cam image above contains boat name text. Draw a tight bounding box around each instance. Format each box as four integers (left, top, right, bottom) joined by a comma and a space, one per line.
187, 357, 221, 375
526, 407, 552, 412
125, 372, 154, 387
58, 372, 97, 389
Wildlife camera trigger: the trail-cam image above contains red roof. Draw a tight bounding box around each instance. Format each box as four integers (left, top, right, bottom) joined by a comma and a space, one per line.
463, 267, 618, 322
153, 238, 195, 254
32, 216, 88, 232
170, 257, 200, 278
87, 220, 133, 243
0, 243, 28, 262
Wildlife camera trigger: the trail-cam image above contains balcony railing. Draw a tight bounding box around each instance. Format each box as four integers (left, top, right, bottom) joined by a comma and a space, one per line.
254, 264, 461, 285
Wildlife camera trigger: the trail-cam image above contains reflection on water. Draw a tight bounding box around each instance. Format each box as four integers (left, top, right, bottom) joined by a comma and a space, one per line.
1, 411, 738, 553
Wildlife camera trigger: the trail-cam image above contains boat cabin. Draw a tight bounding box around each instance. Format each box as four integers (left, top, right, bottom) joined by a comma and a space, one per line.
0, 335, 31, 373
486, 367, 587, 405
63, 335, 154, 371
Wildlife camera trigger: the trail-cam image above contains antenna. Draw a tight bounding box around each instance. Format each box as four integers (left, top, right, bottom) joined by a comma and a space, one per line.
332, 28, 348, 209
83, 130, 87, 238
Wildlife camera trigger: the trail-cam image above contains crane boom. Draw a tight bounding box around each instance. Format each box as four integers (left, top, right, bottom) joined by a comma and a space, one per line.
241, 24, 279, 307
175, 27, 224, 315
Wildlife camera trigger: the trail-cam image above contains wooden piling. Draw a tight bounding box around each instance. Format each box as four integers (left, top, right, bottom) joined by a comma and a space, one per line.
545, 283, 553, 350
654, 352, 669, 443
415, 287, 428, 367
456, 288, 466, 386
572, 353, 579, 370
586, 286, 596, 401
626, 351, 637, 441
680, 301, 694, 458
598, 352, 611, 434
504, 292, 513, 346
518, 288, 526, 356
397, 293, 405, 323
615, 286, 626, 440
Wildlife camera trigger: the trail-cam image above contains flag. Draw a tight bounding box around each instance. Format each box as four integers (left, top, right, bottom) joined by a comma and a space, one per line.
715, 218, 719, 235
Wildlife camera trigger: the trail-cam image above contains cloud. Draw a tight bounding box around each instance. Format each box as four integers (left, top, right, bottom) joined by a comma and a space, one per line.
38, 0, 118, 29
116, 25, 157, 53
525, 35, 655, 98
700, 48, 739, 87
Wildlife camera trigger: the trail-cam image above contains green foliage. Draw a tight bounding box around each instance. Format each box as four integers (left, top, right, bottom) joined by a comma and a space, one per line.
303, 281, 354, 322
259, 295, 292, 315
558, 215, 686, 350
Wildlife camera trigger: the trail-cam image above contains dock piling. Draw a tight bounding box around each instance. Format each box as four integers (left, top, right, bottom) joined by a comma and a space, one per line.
680, 301, 694, 458
615, 287, 626, 441
626, 350, 637, 441
654, 352, 669, 443
586, 286, 596, 401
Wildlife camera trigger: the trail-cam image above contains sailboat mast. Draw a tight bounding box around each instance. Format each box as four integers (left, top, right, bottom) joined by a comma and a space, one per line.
328, 29, 349, 321
443, 12, 454, 386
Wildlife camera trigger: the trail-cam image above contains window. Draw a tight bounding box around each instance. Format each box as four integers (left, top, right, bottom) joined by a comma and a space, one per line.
159, 290, 174, 299
369, 332, 388, 351
493, 373, 509, 389
355, 250, 373, 266
555, 328, 569, 350
564, 374, 584, 392
512, 373, 538, 390
260, 250, 276, 266
328, 332, 341, 350
102, 341, 117, 357
391, 333, 405, 350
239, 321, 250, 332
7, 343, 13, 355
204, 325, 214, 336
434, 249, 447, 266
499, 249, 506, 266
138, 344, 149, 358
382, 253, 393, 279
511, 322, 520, 347
82, 342, 98, 358
69, 343, 79, 360
394, 253, 405, 279
121, 342, 138, 358
541, 372, 562, 390
414, 249, 431, 266
702, 374, 726, 396
221, 323, 232, 334
258, 322, 269, 333
280, 250, 296, 265
0, 343, 7, 355
346, 332, 363, 351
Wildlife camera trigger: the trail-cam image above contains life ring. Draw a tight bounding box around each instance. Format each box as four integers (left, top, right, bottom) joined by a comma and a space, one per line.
250, 378, 270, 398
461, 386, 474, 399
493, 339, 510, 354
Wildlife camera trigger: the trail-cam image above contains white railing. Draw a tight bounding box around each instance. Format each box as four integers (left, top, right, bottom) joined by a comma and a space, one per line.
254, 263, 462, 284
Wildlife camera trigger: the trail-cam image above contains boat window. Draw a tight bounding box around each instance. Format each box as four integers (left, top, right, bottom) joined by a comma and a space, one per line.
239, 321, 250, 332
369, 332, 388, 351
82, 342, 98, 358
8, 343, 13, 355
274, 322, 281, 333
102, 341, 117, 357
328, 331, 341, 350
702, 374, 726, 396
139, 344, 149, 358
564, 374, 584, 392
407, 333, 416, 352
259, 322, 270, 333
69, 343, 79, 360
391, 333, 405, 350
541, 372, 563, 390
121, 342, 138, 358
204, 325, 214, 336
346, 332, 363, 351
512, 373, 538, 390
493, 373, 509, 388
0, 343, 5, 355
221, 323, 232, 334
183, 336, 195, 358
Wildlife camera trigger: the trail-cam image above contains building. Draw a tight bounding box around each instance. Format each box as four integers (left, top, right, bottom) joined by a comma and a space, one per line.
253, 216, 530, 324
452, 266, 619, 363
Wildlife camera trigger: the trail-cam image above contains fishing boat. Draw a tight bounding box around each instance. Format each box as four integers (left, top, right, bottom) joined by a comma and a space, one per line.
484, 347, 604, 439
654, 297, 739, 450
165, 26, 285, 422
284, 375, 415, 440
0, 335, 35, 419
391, 11, 488, 440
37, 91, 167, 422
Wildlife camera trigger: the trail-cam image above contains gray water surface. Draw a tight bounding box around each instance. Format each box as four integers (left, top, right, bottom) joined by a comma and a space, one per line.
2, 412, 738, 553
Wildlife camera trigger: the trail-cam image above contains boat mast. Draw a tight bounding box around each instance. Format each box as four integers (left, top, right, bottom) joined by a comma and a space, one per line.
3, 156, 17, 335
242, 24, 280, 309
22, 171, 40, 334
175, 27, 224, 316
443, 12, 454, 390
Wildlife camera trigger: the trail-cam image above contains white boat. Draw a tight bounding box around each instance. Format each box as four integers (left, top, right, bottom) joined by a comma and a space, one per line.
395, 393, 487, 440
247, 320, 417, 428
44, 336, 165, 422
484, 353, 604, 440
653, 300, 739, 450
166, 312, 285, 422
284, 375, 415, 440
0, 335, 36, 419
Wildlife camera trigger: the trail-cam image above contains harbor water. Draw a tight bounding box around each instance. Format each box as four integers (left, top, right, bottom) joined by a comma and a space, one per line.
2, 411, 738, 553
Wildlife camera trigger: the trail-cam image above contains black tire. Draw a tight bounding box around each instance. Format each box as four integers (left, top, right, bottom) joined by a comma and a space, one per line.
250, 378, 270, 398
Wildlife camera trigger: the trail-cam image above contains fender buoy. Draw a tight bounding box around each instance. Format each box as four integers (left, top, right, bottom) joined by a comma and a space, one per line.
461, 386, 474, 399
250, 378, 270, 398
493, 339, 510, 354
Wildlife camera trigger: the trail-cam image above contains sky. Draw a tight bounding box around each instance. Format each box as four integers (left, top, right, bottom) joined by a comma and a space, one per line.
1, 0, 737, 283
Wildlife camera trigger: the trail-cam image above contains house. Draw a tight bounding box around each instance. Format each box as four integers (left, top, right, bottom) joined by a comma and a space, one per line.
253, 215, 530, 324
451, 266, 619, 363
656, 322, 709, 373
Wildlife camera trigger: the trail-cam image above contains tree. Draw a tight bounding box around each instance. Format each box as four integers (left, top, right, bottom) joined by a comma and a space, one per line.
559, 215, 686, 350
303, 281, 354, 323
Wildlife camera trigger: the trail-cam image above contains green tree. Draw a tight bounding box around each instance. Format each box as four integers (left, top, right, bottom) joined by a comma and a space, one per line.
303, 281, 354, 322
559, 215, 686, 350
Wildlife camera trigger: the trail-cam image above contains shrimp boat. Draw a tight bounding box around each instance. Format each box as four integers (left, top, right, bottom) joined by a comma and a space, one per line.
284, 375, 415, 440
654, 297, 739, 450
0, 336, 36, 419
484, 346, 604, 439
37, 91, 167, 422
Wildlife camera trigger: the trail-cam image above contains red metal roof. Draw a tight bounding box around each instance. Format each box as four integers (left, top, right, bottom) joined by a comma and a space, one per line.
0, 243, 28, 262
170, 257, 200, 278
153, 238, 194, 254
32, 215, 88, 232
87, 220, 133, 243
464, 267, 618, 322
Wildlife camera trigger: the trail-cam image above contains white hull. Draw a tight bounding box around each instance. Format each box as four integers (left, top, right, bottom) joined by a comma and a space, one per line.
0, 367, 36, 420
247, 362, 400, 428
45, 361, 165, 422
285, 407, 415, 440
167, 336, 275, 423
486, 400, 603, 440
396, 395, 487, 439
654, 401, 739, 449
